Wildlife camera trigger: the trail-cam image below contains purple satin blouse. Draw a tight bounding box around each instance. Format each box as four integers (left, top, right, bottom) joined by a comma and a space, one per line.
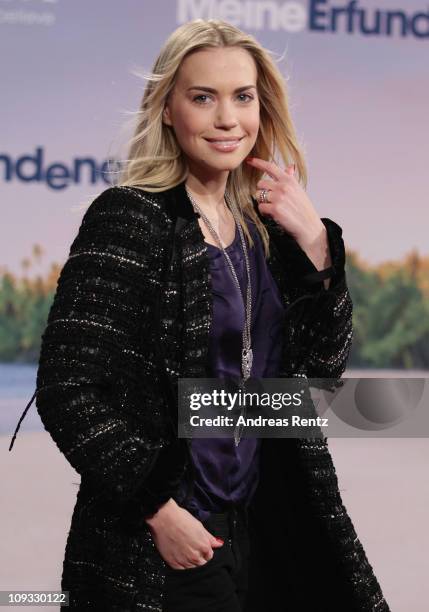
176, 219, 285, 522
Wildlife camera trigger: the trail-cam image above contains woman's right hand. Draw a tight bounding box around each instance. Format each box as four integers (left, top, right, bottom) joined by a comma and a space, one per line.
145, 498, 224, 569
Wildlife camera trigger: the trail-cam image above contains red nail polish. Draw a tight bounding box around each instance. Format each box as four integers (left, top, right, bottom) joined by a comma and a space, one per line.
215, 537, 224, 544
245, 156, 253, 161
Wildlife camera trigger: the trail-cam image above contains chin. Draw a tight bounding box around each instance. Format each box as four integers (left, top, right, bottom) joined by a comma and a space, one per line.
191, 151, 244, 174
205, 157, 244, 171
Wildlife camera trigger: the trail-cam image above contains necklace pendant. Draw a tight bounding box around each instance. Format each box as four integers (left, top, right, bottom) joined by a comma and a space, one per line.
234, 427, 242, 447
242, 347, 253, 380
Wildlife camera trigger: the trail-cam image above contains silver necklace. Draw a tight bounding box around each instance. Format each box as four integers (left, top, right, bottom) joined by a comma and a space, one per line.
185, 186, 252, 446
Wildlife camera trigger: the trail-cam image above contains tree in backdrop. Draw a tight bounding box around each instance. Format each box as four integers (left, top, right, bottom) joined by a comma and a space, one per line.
1, 245, 429, 369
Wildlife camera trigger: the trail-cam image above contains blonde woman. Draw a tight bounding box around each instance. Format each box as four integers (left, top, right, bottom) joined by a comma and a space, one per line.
10, 18, 390, 612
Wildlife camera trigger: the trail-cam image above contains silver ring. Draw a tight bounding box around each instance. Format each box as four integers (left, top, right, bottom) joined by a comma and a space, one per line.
259, 189, 269, 204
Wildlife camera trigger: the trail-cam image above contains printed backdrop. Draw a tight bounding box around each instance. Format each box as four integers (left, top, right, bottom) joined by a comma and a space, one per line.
1, 0, 429, 394
2, 6, 428, 607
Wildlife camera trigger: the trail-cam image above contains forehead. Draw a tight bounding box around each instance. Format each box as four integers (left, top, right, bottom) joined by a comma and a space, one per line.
177, 47, 258, 88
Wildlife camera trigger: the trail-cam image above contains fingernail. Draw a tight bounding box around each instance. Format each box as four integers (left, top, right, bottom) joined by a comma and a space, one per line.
245, 156, 253, 162
215, 537, 224, 544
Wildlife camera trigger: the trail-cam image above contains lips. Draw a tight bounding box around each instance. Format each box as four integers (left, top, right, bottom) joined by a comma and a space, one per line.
204, 137, 244, 143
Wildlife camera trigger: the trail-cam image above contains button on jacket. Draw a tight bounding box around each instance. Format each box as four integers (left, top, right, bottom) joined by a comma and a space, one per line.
29, 181, 389, 610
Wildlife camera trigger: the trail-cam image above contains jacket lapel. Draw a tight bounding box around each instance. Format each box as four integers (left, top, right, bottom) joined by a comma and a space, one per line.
163, 181, 212, 380
164, 179, 293, 382
178, 217, 213, 378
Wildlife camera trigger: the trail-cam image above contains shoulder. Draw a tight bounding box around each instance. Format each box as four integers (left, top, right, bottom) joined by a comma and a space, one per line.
68, 186, 173, 265
81, 185, 171, 228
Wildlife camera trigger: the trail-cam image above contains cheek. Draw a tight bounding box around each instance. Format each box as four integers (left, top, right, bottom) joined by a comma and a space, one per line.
244, 107, 260, 133
175, 115, 206, 142
245, 115, 260, 137
170, 102, 200, 137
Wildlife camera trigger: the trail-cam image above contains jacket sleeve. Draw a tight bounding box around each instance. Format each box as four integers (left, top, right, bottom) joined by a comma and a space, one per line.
35, 186, 186, 520
267, 216, 353, 379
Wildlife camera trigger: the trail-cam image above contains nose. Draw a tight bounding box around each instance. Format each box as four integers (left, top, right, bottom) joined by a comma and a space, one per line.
214, 100, 238, 129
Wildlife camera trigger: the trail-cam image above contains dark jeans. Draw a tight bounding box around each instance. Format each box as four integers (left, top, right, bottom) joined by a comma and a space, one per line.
163, 504, 251, 612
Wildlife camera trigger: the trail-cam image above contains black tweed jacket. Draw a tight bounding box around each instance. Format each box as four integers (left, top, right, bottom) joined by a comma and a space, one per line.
30, 181, 389, 610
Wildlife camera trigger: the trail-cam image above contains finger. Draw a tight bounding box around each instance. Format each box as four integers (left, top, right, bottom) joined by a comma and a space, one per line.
286, 163, 296, 176
187, 557, 208, 568
202, 549, 214, 562
210, 535, 224, 547
169, 561, 187, 570
255, 186, 276, 203
245, 157, 285, 182
256, 178, 277, 191
256, 202, 275, 218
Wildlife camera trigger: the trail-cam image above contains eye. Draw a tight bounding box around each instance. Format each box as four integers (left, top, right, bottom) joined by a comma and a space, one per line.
193, 94, 212, 104
237, 93, 254, 102
192, 93, 255, 105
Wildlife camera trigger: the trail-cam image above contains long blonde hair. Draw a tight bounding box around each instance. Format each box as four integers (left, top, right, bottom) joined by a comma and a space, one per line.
115, 19, 307, 258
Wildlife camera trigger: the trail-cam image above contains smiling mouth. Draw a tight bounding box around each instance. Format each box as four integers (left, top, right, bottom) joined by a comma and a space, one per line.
204, 137, 244, 143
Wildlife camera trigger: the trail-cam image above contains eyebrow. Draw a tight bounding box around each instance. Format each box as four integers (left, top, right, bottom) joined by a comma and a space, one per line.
187, 85, 257, 93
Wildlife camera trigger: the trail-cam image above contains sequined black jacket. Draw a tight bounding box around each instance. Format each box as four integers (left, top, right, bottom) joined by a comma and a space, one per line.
16, 181, 389, 610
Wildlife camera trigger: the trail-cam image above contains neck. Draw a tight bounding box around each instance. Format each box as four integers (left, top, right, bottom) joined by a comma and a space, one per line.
185, 166, 229, 213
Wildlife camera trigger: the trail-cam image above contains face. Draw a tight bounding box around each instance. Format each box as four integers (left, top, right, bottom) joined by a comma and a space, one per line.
162, 47, 260, 178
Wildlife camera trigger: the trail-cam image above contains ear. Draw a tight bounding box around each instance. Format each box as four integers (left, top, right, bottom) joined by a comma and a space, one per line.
162, 104, 172, 126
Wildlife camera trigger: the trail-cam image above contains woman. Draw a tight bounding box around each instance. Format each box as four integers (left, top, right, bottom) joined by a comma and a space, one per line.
9, 18, 389, 612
